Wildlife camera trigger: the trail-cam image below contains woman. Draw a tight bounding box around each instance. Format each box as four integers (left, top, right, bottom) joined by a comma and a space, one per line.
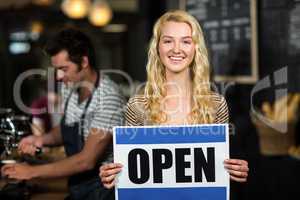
99, 10, 248, 189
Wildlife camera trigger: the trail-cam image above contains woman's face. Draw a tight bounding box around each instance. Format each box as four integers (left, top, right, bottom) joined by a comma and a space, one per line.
158, 21, 195, 76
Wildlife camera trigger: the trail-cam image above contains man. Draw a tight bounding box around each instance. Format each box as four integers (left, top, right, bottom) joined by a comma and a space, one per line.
1, 28, 124, 200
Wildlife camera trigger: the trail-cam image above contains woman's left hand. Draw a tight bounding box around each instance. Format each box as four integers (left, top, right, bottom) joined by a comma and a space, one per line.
224, 159, 248, 182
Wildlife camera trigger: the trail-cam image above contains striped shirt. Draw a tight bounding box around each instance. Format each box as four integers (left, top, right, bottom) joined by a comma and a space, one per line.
61, 75, 125, 137
125, 93, 229, 126
60, 75, 125, 164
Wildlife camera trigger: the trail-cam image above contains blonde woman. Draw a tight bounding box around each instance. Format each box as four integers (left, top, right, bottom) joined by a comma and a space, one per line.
99, 10, 249, 188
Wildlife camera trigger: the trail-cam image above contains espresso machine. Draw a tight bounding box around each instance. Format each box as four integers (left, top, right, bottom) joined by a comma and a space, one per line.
0, 108, 32, 200
0, 108, 14, 158
0, 109, 32, 163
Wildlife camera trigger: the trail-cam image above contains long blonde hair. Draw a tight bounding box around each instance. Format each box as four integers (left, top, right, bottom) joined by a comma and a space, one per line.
144, 10, 215, 124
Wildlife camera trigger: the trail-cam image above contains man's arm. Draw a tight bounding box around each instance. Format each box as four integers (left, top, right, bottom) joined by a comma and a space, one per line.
3, 128, 111, 180
18, 125, 63, 155
31, 128, 111, 179
42, 125, 63, 146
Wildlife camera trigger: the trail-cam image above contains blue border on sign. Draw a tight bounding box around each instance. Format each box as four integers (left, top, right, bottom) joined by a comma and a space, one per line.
118, 187, 226, 200
115, 125, 226, 144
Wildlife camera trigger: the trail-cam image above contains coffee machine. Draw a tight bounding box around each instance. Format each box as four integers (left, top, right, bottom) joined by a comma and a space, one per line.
0, 108, 14, 158
0, 109, 32, 162
0, 108, 32, 199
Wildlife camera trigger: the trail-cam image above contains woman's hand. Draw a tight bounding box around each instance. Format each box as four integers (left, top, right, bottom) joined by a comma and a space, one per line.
224, 159, 248, 182
99, 163, 123, 189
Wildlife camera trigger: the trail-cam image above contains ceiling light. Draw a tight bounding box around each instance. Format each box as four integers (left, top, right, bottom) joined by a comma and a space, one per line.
61, 0, 91, 19
88, 0, 113, 27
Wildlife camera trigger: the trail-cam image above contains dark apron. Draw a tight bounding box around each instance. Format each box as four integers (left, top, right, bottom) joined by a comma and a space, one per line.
61, 72, 114, 200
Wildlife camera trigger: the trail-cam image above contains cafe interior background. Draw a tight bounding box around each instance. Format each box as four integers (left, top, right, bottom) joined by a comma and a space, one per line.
0, 0, 300, 200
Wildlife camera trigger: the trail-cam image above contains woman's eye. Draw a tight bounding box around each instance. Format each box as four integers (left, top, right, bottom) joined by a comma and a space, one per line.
163, 40, 172, 44
183, 40, 192, 44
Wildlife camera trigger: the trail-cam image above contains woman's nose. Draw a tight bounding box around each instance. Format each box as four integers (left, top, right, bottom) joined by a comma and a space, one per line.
172, 42, 181, 53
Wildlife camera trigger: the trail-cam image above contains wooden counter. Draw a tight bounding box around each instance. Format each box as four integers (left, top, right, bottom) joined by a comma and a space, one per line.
0, 176, 68, 200
0, 147, 68, 199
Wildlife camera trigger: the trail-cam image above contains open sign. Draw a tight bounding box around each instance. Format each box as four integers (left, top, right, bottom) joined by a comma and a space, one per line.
114, 124, 229, 200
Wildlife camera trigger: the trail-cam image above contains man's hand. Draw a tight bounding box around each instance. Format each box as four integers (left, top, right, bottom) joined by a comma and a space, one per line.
1, 163, 35, 180
18, 135, 43, 156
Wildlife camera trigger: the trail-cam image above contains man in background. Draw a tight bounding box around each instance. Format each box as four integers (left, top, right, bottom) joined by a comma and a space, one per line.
2, 28, 124, 200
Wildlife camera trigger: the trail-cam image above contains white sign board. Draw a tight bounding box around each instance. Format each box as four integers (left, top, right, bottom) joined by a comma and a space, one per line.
113, 124, 229, 200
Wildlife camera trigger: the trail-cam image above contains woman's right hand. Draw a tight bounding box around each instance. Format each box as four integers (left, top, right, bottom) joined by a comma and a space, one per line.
99, 163, 123, 189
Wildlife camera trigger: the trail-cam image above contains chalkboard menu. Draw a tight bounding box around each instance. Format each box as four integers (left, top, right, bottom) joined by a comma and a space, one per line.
258, 0, 300, 92
288, 3, 300, 56
288, 2, 300, 92
184, 0, 258, 83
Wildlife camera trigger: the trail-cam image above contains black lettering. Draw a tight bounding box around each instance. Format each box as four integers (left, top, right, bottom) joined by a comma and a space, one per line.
175, 148, 192, 183
152, 149, 173, 183
194, 147, 215, 182
128, 149, 150, 184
